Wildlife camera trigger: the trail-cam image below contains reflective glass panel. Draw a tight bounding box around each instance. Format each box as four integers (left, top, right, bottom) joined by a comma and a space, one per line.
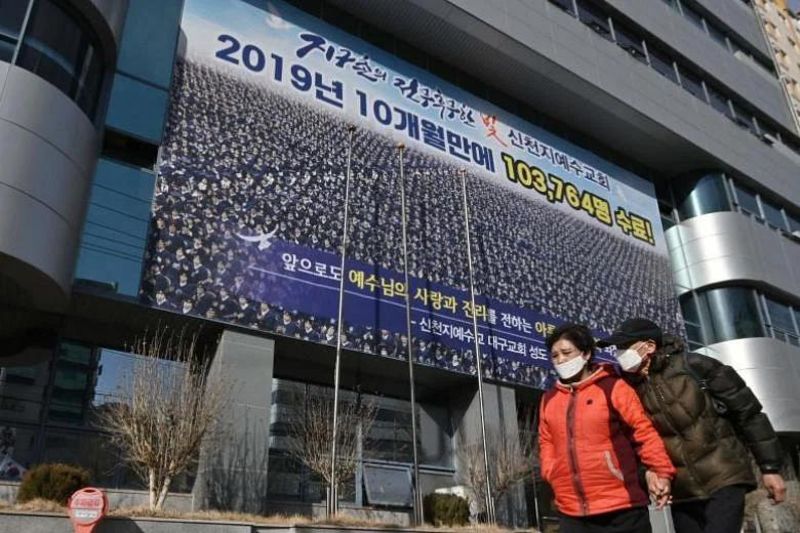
682, 4, 706, 32
673, 173, 730, 220
734, 184, 760, 217
117, 0, 183, 89
707, 23, 729, 49
0, 425, 37, 480
700, 287, 765, 343
679, 294, 704, 346
16, 0, 104, 118
788, 212, 800, 233
0, 0, 28, 61
577, 0, 612, 41
615, 23, 647, 63
707, 84, 731, 116
548, 0, 576, 15
0, 360, 49, 425
17, 0, 83, 95
75, 158, 156, 297
765, 297, 796, 335
679, 67, 706, 101
105, 73, 169, 143
650, 46, 678, 82
730, 101, 757, 134
761, 200, 786, 230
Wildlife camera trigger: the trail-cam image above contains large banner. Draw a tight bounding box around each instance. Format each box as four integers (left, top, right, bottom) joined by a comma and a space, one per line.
142, 0, 684, 389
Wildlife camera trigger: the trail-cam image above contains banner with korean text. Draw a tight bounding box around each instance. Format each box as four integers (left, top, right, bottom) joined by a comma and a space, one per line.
142, 0, 684, 388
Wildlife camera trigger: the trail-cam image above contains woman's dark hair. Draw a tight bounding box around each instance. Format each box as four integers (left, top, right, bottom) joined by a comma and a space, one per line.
545, 323, 596, 355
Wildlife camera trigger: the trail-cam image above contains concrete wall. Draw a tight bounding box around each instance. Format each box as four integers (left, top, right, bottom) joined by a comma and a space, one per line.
450, 381, 527, 526
695, 0, 771, 56
194, 330, 275, 514
328, 0, 800, 209
606, 0, 785, 122
0, 483, 193, 513
0, 513, 448, 533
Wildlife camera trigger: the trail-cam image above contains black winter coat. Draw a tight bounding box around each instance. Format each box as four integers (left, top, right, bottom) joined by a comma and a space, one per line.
623, 338, 782, 502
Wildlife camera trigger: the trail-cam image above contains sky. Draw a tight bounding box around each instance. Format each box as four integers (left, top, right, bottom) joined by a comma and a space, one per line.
791, 0, 800, 13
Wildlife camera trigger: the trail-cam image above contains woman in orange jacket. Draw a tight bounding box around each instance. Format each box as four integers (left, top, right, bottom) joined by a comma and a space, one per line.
538, 323, 676, 533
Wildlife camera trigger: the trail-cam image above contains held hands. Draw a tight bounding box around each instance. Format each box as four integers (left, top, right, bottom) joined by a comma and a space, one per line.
645, 470, 672, 509
762, 473, 787, 504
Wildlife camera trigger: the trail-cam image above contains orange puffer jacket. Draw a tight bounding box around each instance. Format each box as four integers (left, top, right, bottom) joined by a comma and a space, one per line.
539, 365, 675, 517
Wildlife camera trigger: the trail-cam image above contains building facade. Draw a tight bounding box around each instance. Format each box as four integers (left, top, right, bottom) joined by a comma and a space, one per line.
2, 0, 800, 527
755, 0, 800, 132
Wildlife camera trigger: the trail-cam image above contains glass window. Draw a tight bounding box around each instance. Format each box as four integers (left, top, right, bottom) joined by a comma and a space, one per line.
117, 0, 183, 89
707, 84, 731, 116
74, 45, 104, 119
649, 46, 678, 83
679, 294, 705, 348
761, 200, 786, 230
788, 212, 800, 234
0, 0, 28, 62
16, 0, 105, 119
673, 173, 730, 220
682, 4, 706, 32
366, 402, 414, 463
41, 429, 139, 489
759, 121, 780, 143
548, 0, 576, 15
0, 425, 38, 480
730, 101, 757, 134
105, 74, 169, 144
795, 308, 800, 338
92, 349, 137, 406
679, 67, 706, 101
764, 297, 797, 344
58, 342, 92, 365
730, 39, 745, 57
660, 204, 675, 231
418, 403, 453, 468
733, 183, 761, 218
615, 23, 647, 63
49, 342, 95, 424
1, 360, 49, 425
707, 23, 729, 49
74, 158, 156, 297
577, 0, 612, 41
699, 287, 765, 343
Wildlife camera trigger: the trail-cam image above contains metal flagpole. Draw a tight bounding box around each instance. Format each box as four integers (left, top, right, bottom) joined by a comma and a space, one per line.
396, 143, 424, 525
329, 124, 356, 517
459, 168, 496, 524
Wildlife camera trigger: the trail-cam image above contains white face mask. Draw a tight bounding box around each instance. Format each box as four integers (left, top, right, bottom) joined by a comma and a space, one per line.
554, 355, 588, 381
616, 344, 644, 373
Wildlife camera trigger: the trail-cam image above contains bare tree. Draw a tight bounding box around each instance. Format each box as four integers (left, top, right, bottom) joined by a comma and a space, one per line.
284, 387, 376, 513
456, 430, 535, 524
96, 328, 226, 510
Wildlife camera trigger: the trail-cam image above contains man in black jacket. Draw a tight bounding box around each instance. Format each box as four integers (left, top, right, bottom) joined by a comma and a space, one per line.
599, 318, 786, 533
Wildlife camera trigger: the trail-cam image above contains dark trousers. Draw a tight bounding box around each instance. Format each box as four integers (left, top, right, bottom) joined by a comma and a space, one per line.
671, 484, 748, 533
559, 506, 651, 533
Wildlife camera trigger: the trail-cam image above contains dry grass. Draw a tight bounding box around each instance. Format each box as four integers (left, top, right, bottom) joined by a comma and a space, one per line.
108, 506, 310, 525
0, 498, 67, 514
0, 499, 538, 531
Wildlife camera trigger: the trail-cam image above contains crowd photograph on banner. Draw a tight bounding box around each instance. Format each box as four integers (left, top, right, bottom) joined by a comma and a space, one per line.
2, 0, 800, 531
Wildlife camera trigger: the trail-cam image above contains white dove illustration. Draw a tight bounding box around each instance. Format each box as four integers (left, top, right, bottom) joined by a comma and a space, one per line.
236, 226, 277, 250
